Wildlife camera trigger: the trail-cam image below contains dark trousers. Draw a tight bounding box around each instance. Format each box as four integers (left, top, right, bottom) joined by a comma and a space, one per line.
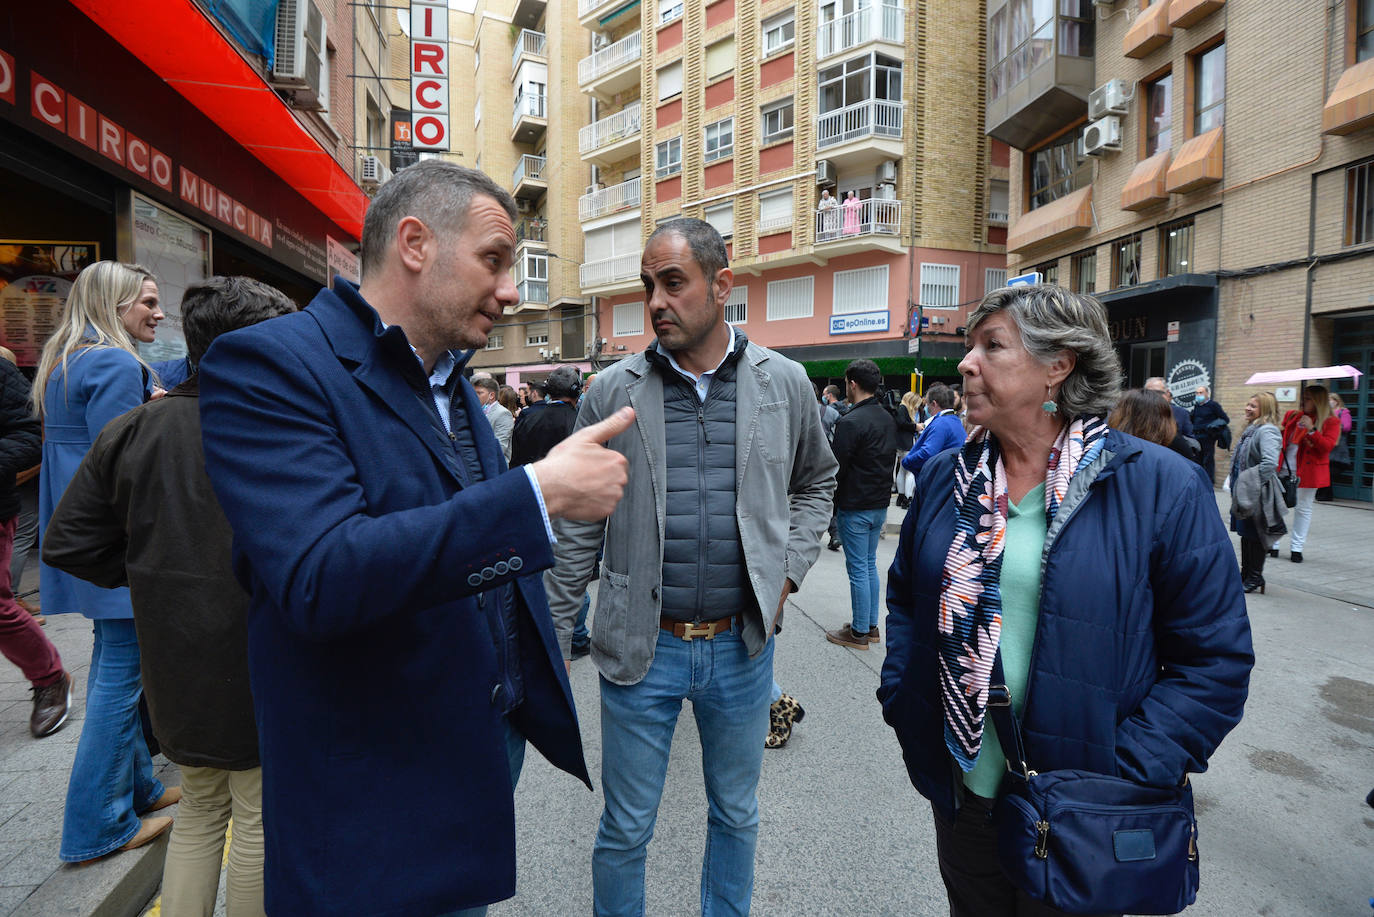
1239, 536, 1267, 584
932, 793, 1120, 917
1198, 439, 1217, 484
0, 516, 62, 687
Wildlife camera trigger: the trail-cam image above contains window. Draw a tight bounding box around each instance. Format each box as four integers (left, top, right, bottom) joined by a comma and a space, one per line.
762, 11, 796, 55
655, 137, 683, 178
725, 287, 748, 324
1112, 233, 1143, 287
1360, 0, 1374, 62
1144, 71, 1172, 156
819, 52, 902, 113
1193, 41, 1225, 134
987, 0, 1092, 103
1037, 261, 1058, 285
758, 189, 794, 233
526, 323, 550, 346
706, 37, 736, 80
659, 0, 683, 24
704, 117, 734, 162
1072, 249, 1097, 294
833, 265, 888, 315
985, 268, 1009, 294
761, 98, 795, 144
584, 218, 642, 264
657, 61, 683, 100
767, 276, 815, 320
704, 202, 735, 238
919, 263, 961, 309
1345, 159, 1374, 246
1028, 129, 1090, 210
521, 251, 548, 282
613, 302, 645, 336
474, 96, 481, 127
1161, 220, 1193, 276
485, 332, 504, 350
988, 181, 1010, 222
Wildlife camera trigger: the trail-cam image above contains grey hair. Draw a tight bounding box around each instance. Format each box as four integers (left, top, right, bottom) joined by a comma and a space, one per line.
646, 217, 728, 282
967, 284, 1122, 417
360, 161, 517, 279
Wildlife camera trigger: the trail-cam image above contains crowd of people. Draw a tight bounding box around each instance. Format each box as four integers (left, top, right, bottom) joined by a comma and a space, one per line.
0, 158, 1356, 916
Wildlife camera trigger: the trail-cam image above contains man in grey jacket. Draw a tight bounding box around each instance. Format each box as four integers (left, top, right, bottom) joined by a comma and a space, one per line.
545, 219, 836, 916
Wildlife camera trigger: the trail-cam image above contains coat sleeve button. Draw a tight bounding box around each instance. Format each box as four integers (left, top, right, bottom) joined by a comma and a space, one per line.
468, 573, 483, 587
509, 556, 523, 571
481, 567, 496, 581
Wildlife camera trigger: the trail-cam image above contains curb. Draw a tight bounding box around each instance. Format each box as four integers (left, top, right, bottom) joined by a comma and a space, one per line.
11, 820, 170, 917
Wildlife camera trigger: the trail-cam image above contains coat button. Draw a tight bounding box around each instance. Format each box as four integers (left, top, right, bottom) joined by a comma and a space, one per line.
494, 560, 509, 576
509, 556, 523, 571
490, 683, 504, 704
481, 567, 496, 581
467, 573, 483, 587
651, 586, 660, 601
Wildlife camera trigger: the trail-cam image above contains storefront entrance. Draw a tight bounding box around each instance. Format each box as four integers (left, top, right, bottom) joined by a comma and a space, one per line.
1332, 316, 1373, 502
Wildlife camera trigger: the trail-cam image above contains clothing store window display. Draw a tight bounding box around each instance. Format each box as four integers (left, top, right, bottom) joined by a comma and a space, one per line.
34, 261, 181, 861
1278, 384, 1341, 563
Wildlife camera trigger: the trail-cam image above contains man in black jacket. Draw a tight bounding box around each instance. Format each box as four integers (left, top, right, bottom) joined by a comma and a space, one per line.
510, 365, 581, 468
1190, 384, 1230, 484
826, 359, 898, 650
0, 357, 68, 738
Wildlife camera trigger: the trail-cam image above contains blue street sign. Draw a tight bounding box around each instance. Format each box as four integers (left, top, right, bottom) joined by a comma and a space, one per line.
1007, 271, 1043, 286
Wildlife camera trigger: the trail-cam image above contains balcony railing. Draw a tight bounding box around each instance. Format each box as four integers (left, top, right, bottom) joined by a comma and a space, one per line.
988, 209, 1009, 226
756, 215, 794, 235
817, 3, 904, 59
513, 91, 547, 127
579, 102, 642, 155
518, 279, 549, 304
516, 219, 548, 244
817, 99, 903, 148
579, 177, 642, 221
814, 198, 901, 241
579, 31, 642, 85
513, 154, 546, 189
512, 29, 546, 71
580, 252, 641, 288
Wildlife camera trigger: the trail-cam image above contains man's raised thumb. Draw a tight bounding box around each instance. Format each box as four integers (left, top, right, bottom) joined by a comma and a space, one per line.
574, 406, 635, 444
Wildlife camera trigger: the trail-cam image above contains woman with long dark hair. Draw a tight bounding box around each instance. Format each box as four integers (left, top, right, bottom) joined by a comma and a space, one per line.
1279, 384, 1341, 562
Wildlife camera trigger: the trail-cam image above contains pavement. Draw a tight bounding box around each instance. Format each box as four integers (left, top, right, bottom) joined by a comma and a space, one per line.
2, 494, 1372, 916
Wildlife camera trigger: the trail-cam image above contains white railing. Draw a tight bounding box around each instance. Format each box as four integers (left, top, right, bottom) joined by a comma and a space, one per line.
579, 31, 642, 85
580, 252, 642, 288
512, 91, 547, 127
756, 215, 794, 235
817, 3, 904, 58
988, 209, 1009, 225
512, 154, 546, 188
578, 0, 627, 18
579, 177, 642, 221
579, 102, 642, 155
817, 98, 903, 148
512, 29, 546, 71
518, 279, 549, 304
814, 198, 902, 241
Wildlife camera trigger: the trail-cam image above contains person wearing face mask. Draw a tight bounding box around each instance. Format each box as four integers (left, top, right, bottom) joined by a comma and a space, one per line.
32, 260, 180, 861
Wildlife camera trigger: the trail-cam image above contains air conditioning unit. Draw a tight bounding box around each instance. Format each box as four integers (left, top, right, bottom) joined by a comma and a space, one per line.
1083, 115, 1122, 155
815, 159, 835, 186
585, 183, 604, 195
1088, 79, 1134, 120
516, 199, 534, 213
878, 160, 898, 182
592, 32, 612, 50
273, 0, 328, 111
359, 155, 392, 191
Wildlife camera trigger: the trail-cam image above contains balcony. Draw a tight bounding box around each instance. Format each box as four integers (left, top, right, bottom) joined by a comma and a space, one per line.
512, 154, 547, 202
578, 0, 639, 30
988, 209, 1009, 226
579, 177, 642, 222
516, 218, 548, 246
984, 6, 1094, 150
511, 91, 547, 143
816, 99, 903, 167
580, 252, 643, 295
518, 279, 550, 305
579, 31, 642, 101
817, 3, 904, 61
512, 0, 545, 29
579, 102, 642, 166
511, 29, 546, 76
814, 198, 903, 256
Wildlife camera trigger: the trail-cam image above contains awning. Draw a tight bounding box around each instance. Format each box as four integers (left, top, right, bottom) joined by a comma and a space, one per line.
1123, 0, 1172, 59
1169, 0, 1224, 29
1323, 58, 1374, 136
1244, 365, 1364, 385
1121, 150, 1172, 211
69, 0, 366, 240
1166, 127, 1224, 194
1007, 186, 1093, 254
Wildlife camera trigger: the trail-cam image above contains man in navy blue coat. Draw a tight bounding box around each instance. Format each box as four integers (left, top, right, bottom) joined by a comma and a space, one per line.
199, 162, 633, 916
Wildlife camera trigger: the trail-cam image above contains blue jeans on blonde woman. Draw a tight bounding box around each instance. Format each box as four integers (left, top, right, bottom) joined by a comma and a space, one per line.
594, 624, 774, 917
837, 507, 887, 636
60, 618, 164, 861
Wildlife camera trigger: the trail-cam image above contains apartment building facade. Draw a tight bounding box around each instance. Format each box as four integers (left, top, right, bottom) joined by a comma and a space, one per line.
575, 0, 1006, 386
992, 0, 1374, 500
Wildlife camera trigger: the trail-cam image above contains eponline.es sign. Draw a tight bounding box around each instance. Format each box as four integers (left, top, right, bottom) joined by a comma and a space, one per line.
410, 1, 449, 151
830, 311, 890, 335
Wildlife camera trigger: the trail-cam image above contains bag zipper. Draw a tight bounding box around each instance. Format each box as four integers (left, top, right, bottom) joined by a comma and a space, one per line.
1034, 820, 1050, 858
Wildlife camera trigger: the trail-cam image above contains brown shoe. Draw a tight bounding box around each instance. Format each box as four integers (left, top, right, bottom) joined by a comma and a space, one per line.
118, 816, 172, 851
30, 671, 71, 738
825, 624, 870, 650
19, 598, 44, 626
141, 786, 182, 814
868, 627, 880, 644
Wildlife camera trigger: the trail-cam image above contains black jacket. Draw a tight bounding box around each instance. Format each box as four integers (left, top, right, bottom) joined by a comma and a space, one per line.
831, 396, 899, 510
0, 360, 40, 521
510, 400, 577, 466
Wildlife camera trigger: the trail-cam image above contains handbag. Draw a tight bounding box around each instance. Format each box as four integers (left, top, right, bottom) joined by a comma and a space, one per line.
1276, 451, 1299, 509
987, 658, 1199, 915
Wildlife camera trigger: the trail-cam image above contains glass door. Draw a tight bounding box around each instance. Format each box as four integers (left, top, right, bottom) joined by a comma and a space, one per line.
1332, 317, 1374, 502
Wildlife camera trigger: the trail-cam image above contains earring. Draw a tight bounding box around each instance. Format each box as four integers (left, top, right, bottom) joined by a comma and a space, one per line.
1042, 383, 1058, 414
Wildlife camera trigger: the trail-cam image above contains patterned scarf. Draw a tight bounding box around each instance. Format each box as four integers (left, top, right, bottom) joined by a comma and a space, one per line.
938, 415, 1110, 771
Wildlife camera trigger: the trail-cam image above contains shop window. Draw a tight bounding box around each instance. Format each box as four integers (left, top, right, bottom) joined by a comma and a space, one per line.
1072, 249, 1097, 294
1028, 128, 1090, 211
1346, 159, 1374, 246
767, 276, 815, 320
762, 11, 796, 55
1192, 41, 1226, 135
761, 98, 795, 144
1144, 71, 1172, 156
1112, 233, 1143, 287
833, 265, 888, 315
725, 287, 748, 324
656, 137, 683, 178
614, 302, 645, 336
920, 263, 961, 309
704, 117, 735, 162
1161, 219, 1193, 276
1036, 261, 1059, 285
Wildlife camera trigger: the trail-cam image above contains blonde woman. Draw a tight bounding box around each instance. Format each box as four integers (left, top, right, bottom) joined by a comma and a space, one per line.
893, 391, 922, 508
1229, 392, 1282, 593
34, 261, 177, 861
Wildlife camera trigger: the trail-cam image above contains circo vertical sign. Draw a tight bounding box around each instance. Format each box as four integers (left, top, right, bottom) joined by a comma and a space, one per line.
410, 1, 449, 151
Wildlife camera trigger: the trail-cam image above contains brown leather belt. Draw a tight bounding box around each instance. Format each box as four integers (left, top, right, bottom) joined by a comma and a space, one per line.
659, 614, 740, 640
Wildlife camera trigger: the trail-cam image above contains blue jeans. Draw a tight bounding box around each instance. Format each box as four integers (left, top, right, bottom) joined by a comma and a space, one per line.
60, 618, 164, 861
837, 508, 887, 635
572, 592, 591, 652
594, 624, 774, 917
440, 717, 527, 917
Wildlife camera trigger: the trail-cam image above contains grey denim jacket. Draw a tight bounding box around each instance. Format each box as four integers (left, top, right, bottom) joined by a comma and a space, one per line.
543, 341, 838, 686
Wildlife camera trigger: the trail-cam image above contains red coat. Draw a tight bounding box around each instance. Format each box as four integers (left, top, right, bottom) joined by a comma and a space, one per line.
1281, 410, 1342, 489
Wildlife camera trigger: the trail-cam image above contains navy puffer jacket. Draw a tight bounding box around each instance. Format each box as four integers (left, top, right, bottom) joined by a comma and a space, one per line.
878, 429, 1253, 821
